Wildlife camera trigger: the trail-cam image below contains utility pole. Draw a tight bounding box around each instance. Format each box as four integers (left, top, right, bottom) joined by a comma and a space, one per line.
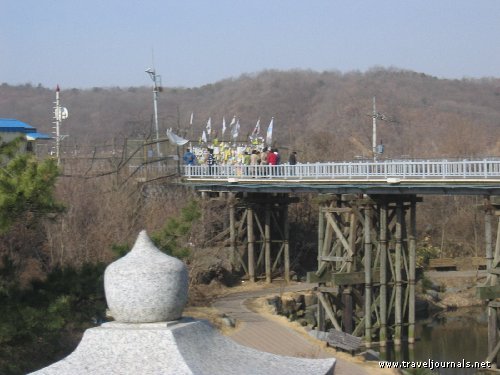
368, 97, 396, 161
145, 68, 162, 157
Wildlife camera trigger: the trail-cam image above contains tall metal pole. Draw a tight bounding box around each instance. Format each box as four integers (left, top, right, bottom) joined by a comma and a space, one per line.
146, 68, 161, 157
54, 87, 61, 165
372, 96, 377, 161
53, 85, 68, 166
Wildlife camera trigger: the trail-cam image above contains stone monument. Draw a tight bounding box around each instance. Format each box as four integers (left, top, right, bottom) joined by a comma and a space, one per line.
30, 230, 336, 374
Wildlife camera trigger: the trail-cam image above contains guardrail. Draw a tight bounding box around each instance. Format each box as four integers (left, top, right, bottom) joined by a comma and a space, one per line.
183, 159, 500, 181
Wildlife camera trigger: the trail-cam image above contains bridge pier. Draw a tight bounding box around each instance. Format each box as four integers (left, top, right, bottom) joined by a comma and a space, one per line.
477, 197, 500, 368
308, 194, 421, 347
205, 192, 297, 283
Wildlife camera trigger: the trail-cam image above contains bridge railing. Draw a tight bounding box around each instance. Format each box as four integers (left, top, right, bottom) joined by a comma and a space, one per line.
183, 159, 500, 181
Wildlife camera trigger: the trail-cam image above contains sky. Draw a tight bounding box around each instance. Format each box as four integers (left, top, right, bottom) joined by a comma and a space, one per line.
2, 0, 500, 89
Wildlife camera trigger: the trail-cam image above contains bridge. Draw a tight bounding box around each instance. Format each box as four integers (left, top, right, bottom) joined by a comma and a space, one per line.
181, 157, 500, 364
184, 158, 500, 194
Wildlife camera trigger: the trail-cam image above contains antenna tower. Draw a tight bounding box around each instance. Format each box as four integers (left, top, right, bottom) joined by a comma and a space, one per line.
53, 85, 69, 165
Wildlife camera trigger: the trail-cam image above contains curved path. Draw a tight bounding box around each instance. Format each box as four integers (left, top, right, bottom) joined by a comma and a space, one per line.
212, 283, 376, 375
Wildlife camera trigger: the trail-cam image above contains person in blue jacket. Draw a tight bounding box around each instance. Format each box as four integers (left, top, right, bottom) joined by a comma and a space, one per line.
183, 149, 196, 165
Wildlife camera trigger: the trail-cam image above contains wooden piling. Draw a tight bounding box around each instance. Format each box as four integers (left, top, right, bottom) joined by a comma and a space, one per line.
348, 211, 357, 272
486, 204, 493, 270
394, 200, 403, 345
229, 193, 236, 266
317, 205, 326, 331
265, 204, 272, 283
488, 304, 498, 368
379, 201, 388, 346
318, 206, 324, 268
342, 287, 353, 334
494, 213, 500, 286
364, 204, 372, 347
408, 199, 417, 344
247, 206, 255, 282
283, 204, 290, 283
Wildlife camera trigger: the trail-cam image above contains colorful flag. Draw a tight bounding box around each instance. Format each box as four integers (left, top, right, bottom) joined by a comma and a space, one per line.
266, 117, 274, 145
206, 117, 212, 136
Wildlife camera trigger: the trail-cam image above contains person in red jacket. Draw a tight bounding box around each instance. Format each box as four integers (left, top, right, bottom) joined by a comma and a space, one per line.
267, 148, 277, 176
268, 149, 277, 165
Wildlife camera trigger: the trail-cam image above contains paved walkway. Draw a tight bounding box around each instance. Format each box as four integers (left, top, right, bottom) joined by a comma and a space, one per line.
212, 283, 373, 375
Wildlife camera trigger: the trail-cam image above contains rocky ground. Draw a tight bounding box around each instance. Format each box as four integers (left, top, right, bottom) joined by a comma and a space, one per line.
421, 269, 487, 310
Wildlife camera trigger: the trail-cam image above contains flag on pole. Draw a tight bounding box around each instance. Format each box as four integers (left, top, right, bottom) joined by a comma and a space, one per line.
232, 118, 240, 139
201, 130, 207, 143
222, 116, 227, 136
266, 117, 274, 145
206, 117, 212, 136
190, 112, 194, 126
166, 128, 189, 146
251, 118, 261, 137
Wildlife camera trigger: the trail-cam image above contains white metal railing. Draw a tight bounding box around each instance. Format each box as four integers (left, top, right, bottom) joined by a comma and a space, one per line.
182, 159, 500, 181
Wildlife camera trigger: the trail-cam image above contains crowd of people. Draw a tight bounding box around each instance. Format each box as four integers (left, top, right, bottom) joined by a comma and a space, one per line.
183, 140, 298, 168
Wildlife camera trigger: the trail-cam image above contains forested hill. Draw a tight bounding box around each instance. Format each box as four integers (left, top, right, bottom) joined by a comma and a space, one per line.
1, 68, 500, 161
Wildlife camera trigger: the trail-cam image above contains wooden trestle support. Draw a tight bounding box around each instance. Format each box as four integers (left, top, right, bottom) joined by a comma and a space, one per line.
307, 194, 420, 347
477, 197, 500, 370
205, 192, 296, 283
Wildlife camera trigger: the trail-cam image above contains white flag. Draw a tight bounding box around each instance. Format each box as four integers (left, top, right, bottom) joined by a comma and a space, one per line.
166, 128, 189, 146
222, 116, 227, 136
201, 130, 207, 143
266, 117, 274, 145
229, 115, 236, 128
232, 118, 240, 139
206, 117, 212, 136
252, 118, 260, 136
190, 112, 194, 126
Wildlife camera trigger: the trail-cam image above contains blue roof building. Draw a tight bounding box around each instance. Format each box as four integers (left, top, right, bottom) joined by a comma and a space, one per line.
0, 118, 52, 139
0, 118, 52, 154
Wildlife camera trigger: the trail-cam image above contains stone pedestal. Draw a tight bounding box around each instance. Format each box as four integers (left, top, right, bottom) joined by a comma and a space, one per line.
29, 231, 336, 374
30, 319, 335, 374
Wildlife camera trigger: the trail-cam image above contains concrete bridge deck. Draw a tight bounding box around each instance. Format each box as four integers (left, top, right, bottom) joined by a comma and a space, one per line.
181, 158, 500, 195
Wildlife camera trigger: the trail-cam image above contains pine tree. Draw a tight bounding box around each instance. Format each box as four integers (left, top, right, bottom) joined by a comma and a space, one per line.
0, 137, 61, 232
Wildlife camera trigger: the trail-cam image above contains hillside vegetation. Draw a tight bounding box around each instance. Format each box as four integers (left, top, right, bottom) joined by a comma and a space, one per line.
2, 68, 500, 160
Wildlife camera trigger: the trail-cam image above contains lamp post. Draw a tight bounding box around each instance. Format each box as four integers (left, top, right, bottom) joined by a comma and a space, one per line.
145, 68, 161, 157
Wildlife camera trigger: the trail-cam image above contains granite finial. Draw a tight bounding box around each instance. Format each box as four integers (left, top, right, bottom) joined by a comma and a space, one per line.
104, 230, 189, 323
